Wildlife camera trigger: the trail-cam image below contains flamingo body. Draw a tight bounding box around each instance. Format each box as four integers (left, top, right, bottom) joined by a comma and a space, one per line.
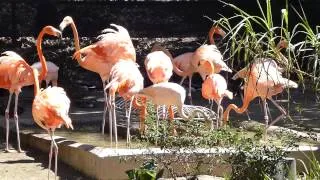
32, 61, 59, 86
32, 86, 72, 130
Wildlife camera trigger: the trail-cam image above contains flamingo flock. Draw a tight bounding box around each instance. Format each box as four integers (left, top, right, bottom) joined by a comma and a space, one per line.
0, 16, 298, 179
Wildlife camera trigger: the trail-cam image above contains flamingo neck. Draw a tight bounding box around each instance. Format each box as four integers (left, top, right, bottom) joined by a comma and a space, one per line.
32, 69, 40, 96
223, 97, 251, 123
70, 21, 80, 52
36, 30, 48, 82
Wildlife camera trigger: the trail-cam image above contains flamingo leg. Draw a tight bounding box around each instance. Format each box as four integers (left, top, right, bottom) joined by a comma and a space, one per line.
240, 92, 251, 121
108, 101, 113, 147
268, 97, 287, 127
49, 130, 58, 180
48, 130, 54, 179
266, 101, 273, 120
262, 99, 269, 139
188, 75, 193, 105
216, 99, 222, 128
111, 95, 118, 147
179, 76, 186, 85
102, 81, 108, 134
155, 105, 159, 146
126, 96, 134, 146
13, 91, 23, 152
5, 92, 13, 152
209, 99, 214, 110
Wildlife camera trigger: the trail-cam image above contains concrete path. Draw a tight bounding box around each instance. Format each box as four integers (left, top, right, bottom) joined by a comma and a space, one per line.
0, 139, 93, 180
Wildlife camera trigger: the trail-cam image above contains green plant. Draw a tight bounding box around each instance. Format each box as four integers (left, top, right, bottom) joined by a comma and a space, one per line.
298, 151, 320, 179
227, 145, 289, 180
126, 159, 163, 180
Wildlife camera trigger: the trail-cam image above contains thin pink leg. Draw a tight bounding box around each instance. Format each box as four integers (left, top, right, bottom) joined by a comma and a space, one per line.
13, 92, 23, 152
188, 75, 193, 105
5, 92, 13, 152
268, 97, 287, 127
126, 96, 134, 146
48, 130, 54, 179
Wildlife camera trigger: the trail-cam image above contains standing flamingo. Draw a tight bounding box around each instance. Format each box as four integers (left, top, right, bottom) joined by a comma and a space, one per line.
134, 43, 174, 134
0, 26, 61, 152
223, 58, 298, 136
172, 26, 231, 104
31, 61, 59, 87
59, 16, 136, 134
144, 46, 173, 84
31, 68, 73, 180
202, 74, 233, 127
104, 60, 144, 146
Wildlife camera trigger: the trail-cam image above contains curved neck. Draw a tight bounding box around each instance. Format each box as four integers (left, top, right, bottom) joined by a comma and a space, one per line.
223, 95, 251, 123
32, 69, 40, 96
208, 26, 225, 45
70, 21, 80, 52
36, 30, 48, 82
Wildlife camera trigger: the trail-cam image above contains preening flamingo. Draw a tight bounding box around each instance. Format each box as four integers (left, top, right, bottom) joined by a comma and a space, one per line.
31, 61, 59, 87
144, 45, 173, 84
31, 68, 73, 180
59, 16, 136, 134
223, 58, 298, 135
202, 74, 233, 127
0, 26, 61, 152
134, 43, 174, 133
172, 26, 231, 104
104, 60, 144, 146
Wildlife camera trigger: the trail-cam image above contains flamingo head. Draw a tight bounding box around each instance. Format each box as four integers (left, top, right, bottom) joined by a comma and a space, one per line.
43, 26, 61, 38
59, 16, 74, 31
208, 26, 226, 44
197, 60, 215, 81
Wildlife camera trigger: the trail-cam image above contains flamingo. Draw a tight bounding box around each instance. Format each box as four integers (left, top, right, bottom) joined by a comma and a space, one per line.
0, 26, 61, 152
135, 82, 211, 136
31, 67, 73, 180
104, 60, 144, 146
144, 44, 173, 84
134, 43, 174, 134
233, 40, 290, 121
31, 61, 59, 87
59, 16, 136, 134
172, 26, 231, 104
202, 74, 233, 127
223, 58, 298, 136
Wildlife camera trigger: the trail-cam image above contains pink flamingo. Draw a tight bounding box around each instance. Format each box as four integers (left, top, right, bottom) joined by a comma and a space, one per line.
59, 16, 136, 134
202, 74, 233, 127
31, 61, 59, 87
136, 82, 211, 135
172, 26, 231, 104
223, 58, 298, 135
0, 26, 61, 152
31, 68, 73, 180
104, 60, 144, 146
144, 44, 173, 84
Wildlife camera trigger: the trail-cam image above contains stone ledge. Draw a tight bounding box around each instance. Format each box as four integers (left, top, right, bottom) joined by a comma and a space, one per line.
9, 127, 317, 179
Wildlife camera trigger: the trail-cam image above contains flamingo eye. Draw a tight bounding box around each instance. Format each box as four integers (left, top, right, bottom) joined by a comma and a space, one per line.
198, 61, 201, 67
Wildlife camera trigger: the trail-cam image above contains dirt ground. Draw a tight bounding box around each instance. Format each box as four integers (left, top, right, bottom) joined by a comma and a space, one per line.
0, 139, 93, 180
